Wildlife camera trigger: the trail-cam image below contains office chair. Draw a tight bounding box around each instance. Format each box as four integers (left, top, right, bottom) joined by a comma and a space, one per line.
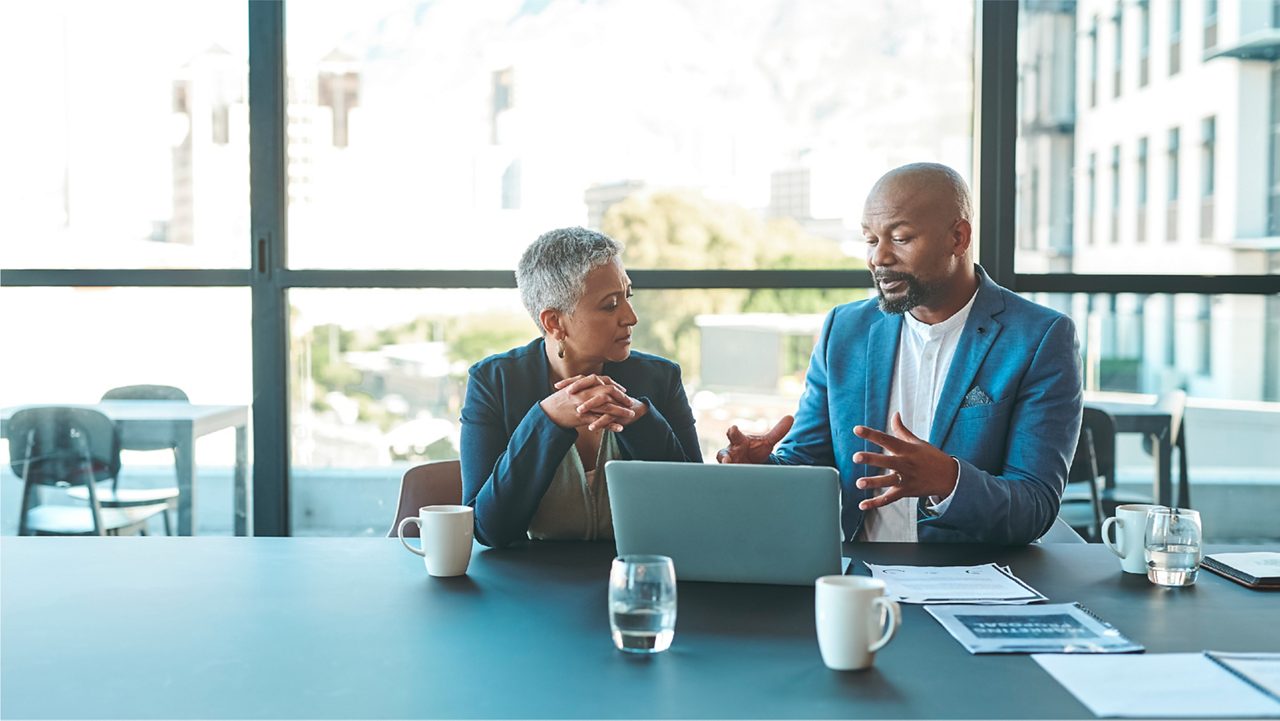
64, 385, 188, 534
7, 407, 169, 536
388, 460, 463, 538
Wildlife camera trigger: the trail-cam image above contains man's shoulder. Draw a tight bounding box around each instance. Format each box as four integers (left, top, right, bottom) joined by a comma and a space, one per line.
827, 296, 883, 329
988, 283, 1074, 330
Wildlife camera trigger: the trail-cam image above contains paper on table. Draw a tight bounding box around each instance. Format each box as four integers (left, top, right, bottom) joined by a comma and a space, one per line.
1208, 653, 1280, 702
864, 562, 1047, 604
1032, 653, 1280, 718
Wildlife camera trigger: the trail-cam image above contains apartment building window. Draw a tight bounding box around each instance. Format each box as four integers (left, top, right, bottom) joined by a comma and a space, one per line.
1112, 5, 1124, 99
1204, 0, 1218, 51
1088, 151, 1098, 245
1138, 0, 1150, 87
1197, 296, 1213, 375
1030, 167, 1040, 249
1111, 145, 1121, 244
1089, 16, 1099, 107
1167, 127, 1180, 242
1201, 116, 1216, 240
1271, 64, 1280, 235
1137, 137, 1149, 242
1170, 0, 1182, 76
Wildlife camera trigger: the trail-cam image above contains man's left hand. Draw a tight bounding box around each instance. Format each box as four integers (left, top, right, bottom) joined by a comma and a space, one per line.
852, 412, 959, 511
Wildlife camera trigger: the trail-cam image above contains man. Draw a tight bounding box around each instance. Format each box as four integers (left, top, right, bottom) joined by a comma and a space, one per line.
718, 163, 1082, 544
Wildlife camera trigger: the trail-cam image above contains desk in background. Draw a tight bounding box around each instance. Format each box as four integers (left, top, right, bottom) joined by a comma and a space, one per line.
1, 402, 250, 535
3, 538, 1274, 719
1084, 392, 1179, 507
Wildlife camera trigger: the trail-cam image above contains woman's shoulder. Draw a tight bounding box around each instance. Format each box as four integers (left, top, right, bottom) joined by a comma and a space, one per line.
469, 338, 544, 379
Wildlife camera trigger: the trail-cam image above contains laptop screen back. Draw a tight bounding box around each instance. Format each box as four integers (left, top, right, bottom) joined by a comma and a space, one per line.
606, 460, 843, 585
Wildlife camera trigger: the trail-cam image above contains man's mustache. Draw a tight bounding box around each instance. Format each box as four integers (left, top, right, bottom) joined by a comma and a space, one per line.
874, 271, 916, 284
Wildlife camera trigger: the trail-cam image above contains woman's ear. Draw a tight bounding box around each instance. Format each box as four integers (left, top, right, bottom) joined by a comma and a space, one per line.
539, 308, 565, 339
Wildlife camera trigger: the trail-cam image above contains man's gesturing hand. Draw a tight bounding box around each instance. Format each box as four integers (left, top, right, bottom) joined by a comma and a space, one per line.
716, 415, 794, 464
852, 412, 959, 511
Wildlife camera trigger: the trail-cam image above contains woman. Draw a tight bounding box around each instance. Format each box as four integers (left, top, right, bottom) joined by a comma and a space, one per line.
461, 227, 701, 547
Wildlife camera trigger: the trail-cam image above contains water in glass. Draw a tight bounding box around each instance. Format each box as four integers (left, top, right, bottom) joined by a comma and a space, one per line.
609, 555, 676, 654
1146, 544, 1201, 586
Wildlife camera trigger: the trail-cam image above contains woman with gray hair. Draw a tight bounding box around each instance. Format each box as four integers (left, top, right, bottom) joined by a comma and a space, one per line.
460, 227, 701, 548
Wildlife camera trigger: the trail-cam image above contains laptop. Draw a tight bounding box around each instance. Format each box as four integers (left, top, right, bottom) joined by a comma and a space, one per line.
605, 460, 844, 586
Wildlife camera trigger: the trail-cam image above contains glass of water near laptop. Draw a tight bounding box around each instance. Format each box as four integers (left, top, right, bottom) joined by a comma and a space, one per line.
609, 555, 677, 654
1144, 507, 1202, 587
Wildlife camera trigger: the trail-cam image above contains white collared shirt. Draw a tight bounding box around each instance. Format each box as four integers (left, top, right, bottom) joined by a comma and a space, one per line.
858, 289, 978, 542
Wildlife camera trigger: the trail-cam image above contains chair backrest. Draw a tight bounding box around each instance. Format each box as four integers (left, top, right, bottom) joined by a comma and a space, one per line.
100, 385, 189, 451
101, 385, 189, 402
5, 407, 120, 486
388, 460, 463, 538
1070, 406, 1117, 489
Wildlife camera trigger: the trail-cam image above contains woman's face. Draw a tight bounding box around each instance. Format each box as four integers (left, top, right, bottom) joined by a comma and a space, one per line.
560, 259, 637, 364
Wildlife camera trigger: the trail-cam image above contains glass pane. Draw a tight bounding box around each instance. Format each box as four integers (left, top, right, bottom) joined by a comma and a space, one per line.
289, 285, 870, 535
0, 288, 252, 536
0, 2, 250, 269
1016, 0, 1279, 275
1024, 291, 1280, 542
285, 0, 973, 270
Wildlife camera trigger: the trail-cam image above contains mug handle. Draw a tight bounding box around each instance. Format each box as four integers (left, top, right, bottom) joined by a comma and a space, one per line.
868, 596, 901, 653
1101, 517, 1124, 558
398, 516, 426, 557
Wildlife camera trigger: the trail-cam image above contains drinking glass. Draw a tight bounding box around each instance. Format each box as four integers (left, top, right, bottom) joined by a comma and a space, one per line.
609, 555, 677, 654
1144, 507, 1202, 587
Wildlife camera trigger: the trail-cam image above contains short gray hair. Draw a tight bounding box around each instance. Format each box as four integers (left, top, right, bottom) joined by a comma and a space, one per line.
516, 227, 623, 333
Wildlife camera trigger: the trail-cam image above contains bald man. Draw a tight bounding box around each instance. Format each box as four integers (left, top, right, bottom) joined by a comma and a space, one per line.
718, 163, 1083, 544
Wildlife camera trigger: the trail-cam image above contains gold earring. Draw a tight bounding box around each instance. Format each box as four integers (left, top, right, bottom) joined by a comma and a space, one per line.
557, 340, 566, 359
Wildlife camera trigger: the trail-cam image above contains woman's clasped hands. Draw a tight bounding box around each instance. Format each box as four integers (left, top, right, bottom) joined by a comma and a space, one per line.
540, 374, 648, 432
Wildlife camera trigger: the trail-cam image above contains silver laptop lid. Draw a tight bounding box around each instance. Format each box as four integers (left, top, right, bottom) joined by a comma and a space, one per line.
605, 460, 842, 586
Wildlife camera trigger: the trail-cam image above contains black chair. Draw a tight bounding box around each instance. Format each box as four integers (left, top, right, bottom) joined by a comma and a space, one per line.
64, 385, 187, 534
1142, 390, 1191, 508
7, 407, 170, 536
1059, 407, 1118, 541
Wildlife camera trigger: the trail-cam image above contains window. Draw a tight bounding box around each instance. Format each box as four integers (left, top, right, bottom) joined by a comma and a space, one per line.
1088, 151, 1098, 245
1201, 116, 1215, 241
1170, 0, 1182, 76
1138, 0, 1150, 87
283, 2, 973, 271
1271, 64, 1280, 235
1089, 16, 1100, 107
1204, 0, 1218, 51
1111, 144, 1121, 244
1112, 4, 1123, 99
1167, 127, 1180, 242
0, 2, 249, 268
1137, 136, 1148, 242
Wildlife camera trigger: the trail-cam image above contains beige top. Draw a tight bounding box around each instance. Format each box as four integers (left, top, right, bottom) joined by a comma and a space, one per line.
527, 432, 620, 541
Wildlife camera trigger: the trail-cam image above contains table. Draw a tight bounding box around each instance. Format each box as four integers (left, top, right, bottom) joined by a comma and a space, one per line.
1, 402, 250, 535
3, 538, 1275, 719
1083, 396, 1177, 507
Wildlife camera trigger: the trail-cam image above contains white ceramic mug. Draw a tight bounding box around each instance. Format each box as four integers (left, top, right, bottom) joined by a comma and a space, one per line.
397, 505, 474, 577
1101, 503, 1164, 574
815, 576, 901, 671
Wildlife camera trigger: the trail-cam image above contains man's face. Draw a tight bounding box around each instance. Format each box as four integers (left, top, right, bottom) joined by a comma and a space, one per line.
861, 179, 964, 315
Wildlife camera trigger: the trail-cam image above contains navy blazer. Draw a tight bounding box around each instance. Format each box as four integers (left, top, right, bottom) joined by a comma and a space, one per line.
460, 338, 701, 547
772, 266, 1083, 544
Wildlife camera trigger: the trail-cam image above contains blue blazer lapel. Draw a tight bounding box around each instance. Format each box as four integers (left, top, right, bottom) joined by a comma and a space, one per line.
929, 271, 1005, 447
865, 313, 901, 439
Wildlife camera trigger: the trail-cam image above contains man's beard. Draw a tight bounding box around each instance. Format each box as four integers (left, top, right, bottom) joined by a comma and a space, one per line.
874, 271, 936, 314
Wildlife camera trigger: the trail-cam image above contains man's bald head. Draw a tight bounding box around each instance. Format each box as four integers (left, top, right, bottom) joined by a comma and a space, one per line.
867, 162, 973, 225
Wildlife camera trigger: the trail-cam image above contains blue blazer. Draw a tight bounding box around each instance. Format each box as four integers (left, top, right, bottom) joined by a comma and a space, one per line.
772, 266, 1083, 544
460, 338, 701, 547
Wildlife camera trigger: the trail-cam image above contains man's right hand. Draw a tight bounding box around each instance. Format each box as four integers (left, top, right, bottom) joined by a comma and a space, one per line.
715, 415, 794, 464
